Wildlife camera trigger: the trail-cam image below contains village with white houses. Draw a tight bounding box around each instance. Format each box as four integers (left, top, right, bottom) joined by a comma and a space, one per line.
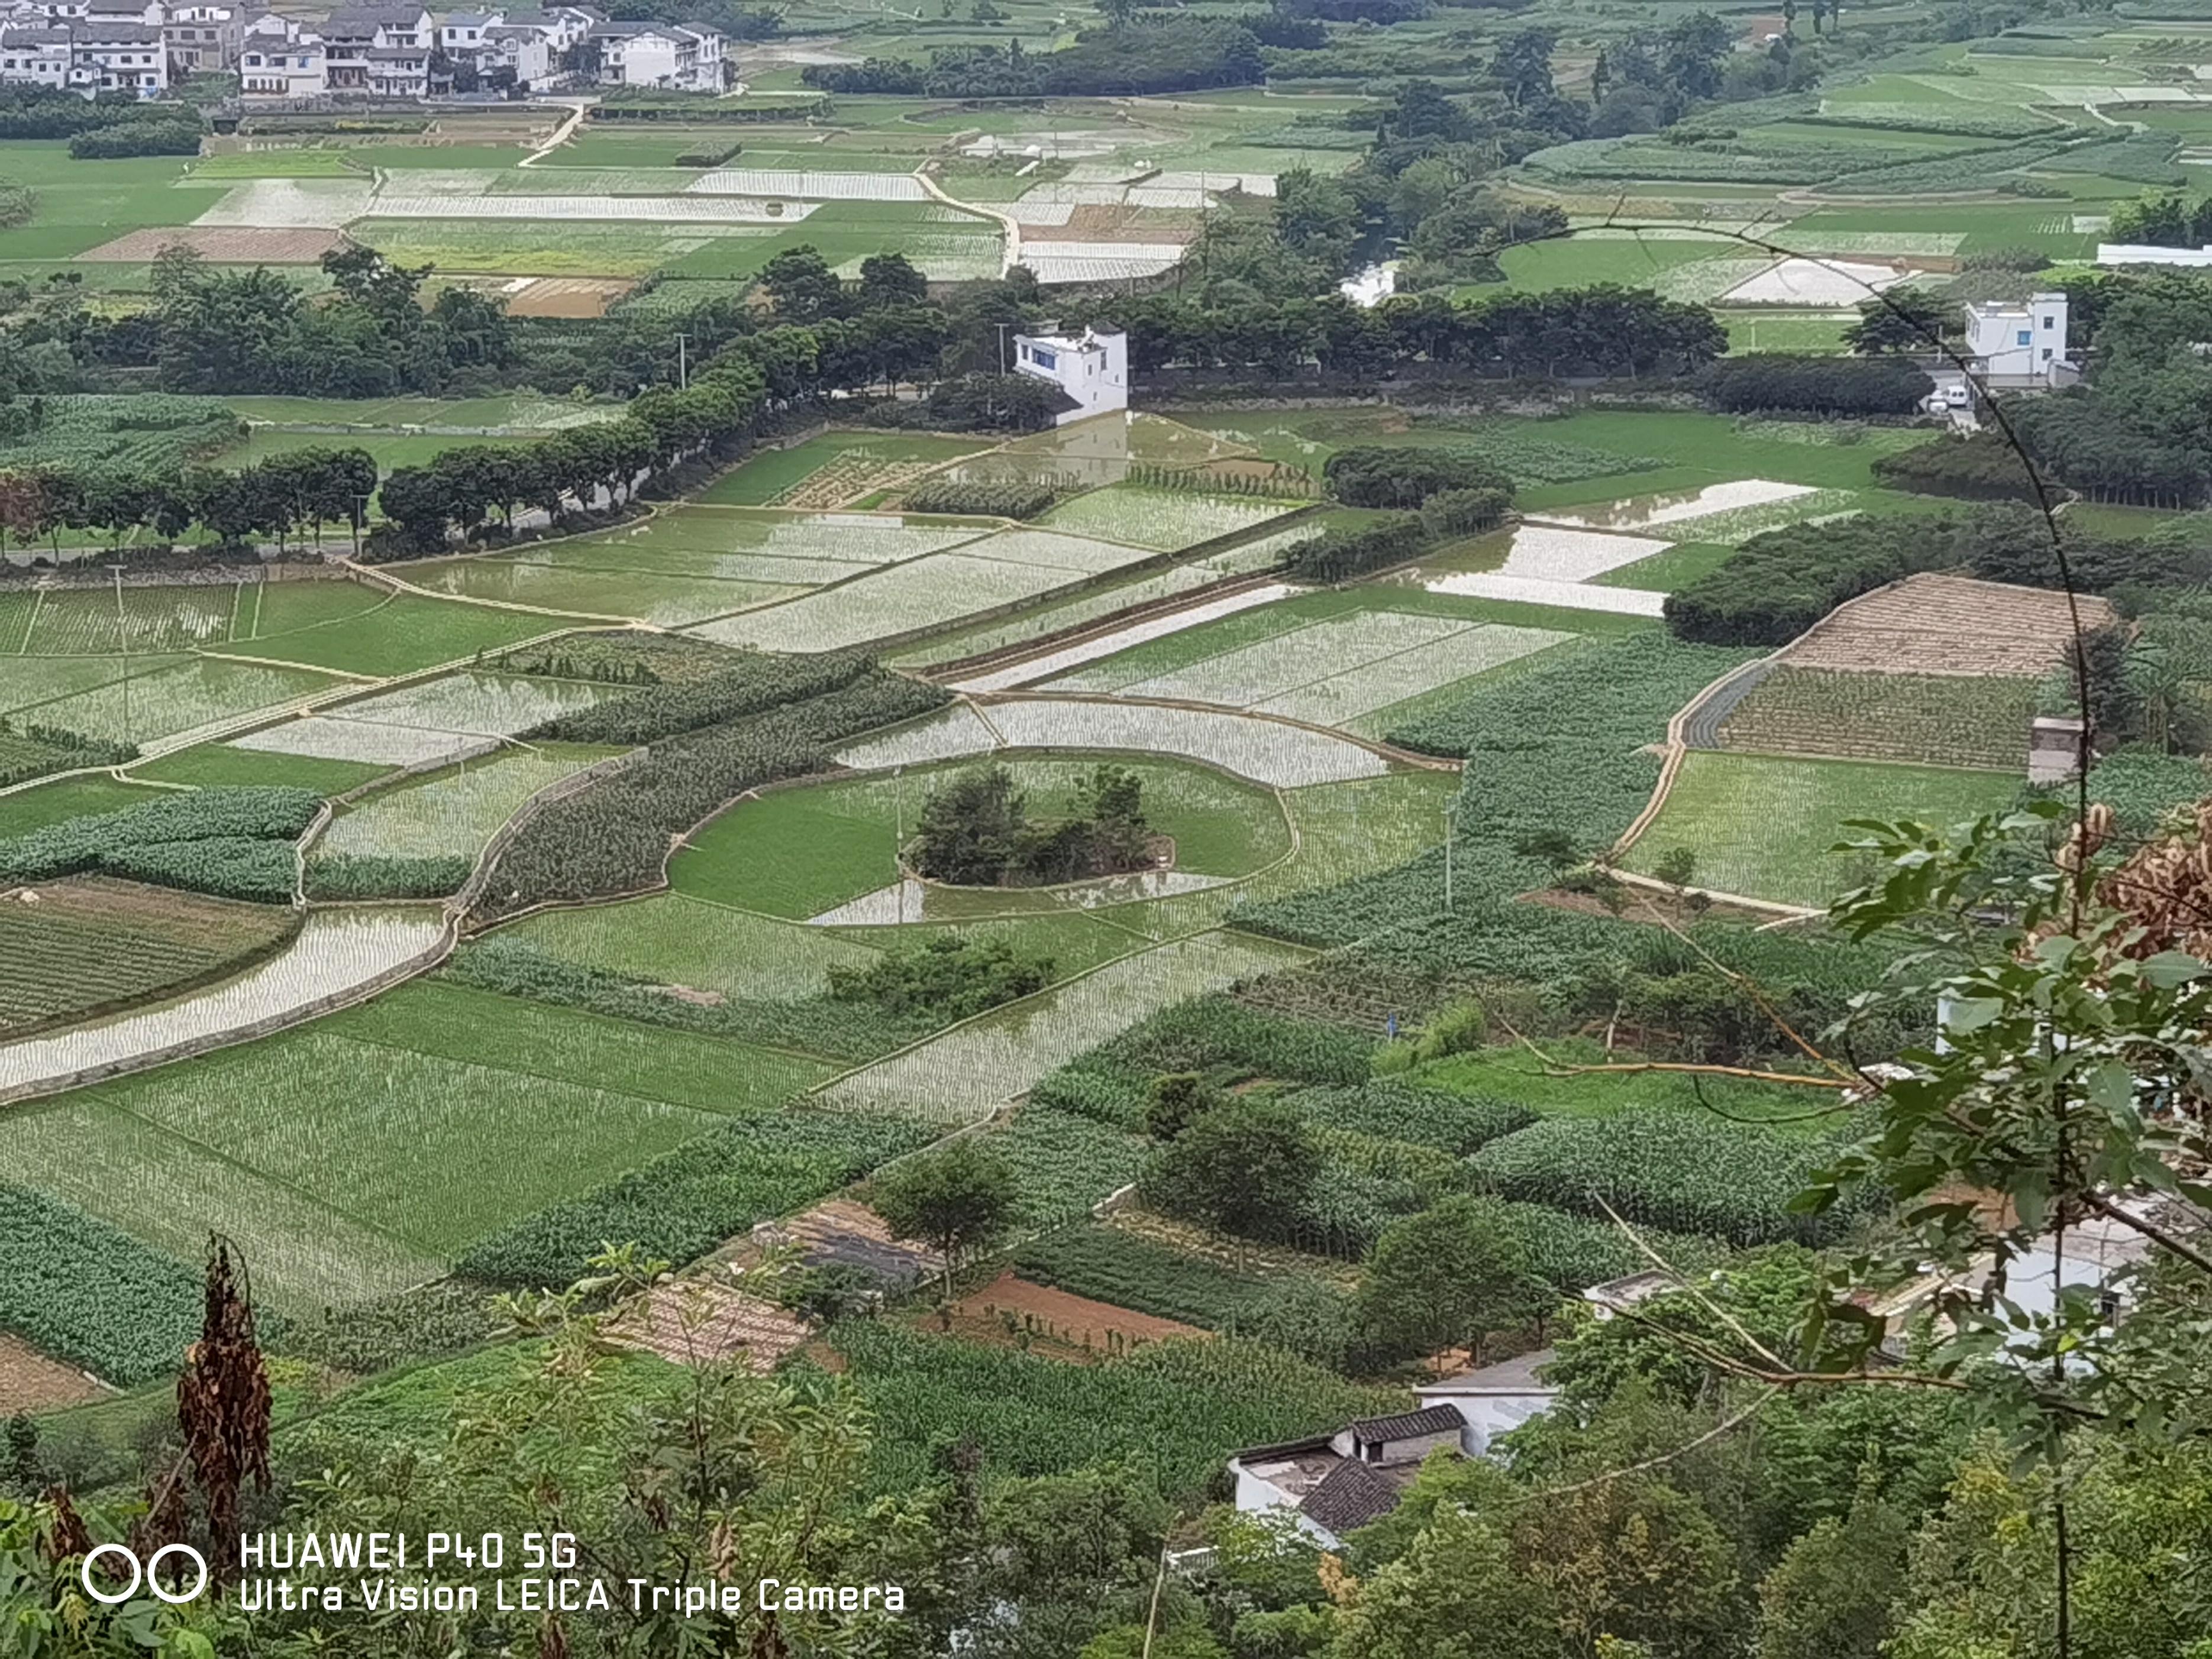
0, 0, 727, 98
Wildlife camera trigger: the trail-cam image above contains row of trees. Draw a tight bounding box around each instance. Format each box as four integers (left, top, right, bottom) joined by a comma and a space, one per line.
1105, 284, 1729, 380
802, 14, 1263, 98
0, 447, 377, 557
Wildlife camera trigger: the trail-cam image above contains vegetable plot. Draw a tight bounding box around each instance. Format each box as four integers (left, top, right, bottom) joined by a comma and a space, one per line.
315, 748, 608, 862
0, 909, 445, 1098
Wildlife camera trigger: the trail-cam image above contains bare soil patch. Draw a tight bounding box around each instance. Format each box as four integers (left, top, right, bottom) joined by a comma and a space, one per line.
606, 1282, 809, 1372
1781, 573, 2115, 678
78, 226, 347, 264
1061, 204, 1203, 243
928, 1271, 1207, 1361
505, 277, 635, 318
0, 1333, 109, 1413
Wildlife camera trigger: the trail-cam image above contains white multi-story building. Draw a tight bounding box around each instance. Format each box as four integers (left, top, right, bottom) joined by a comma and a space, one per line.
1012, 327, 1129, 425
1964, 291, 2069, 383
0, 24, 72, 85
478, 20, 544, 83
69, 16, 167, 90
588, 18, 720, 90
322, 2, 429, 94
437, 7, 497, 57
237, 30, 323, 94
164, 0, 241, 70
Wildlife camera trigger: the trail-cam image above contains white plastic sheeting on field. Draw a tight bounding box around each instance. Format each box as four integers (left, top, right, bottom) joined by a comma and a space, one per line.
357, 194, 818, 224
686, 169, 925, 201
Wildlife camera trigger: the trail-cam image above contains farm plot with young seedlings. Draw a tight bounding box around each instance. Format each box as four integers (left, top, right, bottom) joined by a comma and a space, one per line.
1622, 751, 2020, 909
686, 530, 1161, 654
1035, 485, 1297, 551
1714, 668, 2042, 772
1538, 479, 1829, 536
835, 698, 1393, 788
21, 586, 240, 655
499, 895, 886, 1004
18, 659, 346, 749
1045, 605, 1575, 732
313, 747, 612, 864
230, 672, 621, 769
0, 909, 446, 1099
699, 435, 996, 508
403, 554, 808, 627
948, 584, 1300, 694
816, 930, 1309, 1127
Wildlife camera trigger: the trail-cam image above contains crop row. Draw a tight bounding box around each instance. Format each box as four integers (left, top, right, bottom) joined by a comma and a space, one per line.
0, 786, 322, 903
0, 1182, 209, 1386
522, 647, 877, 745
1467, 1108, 1865, 1247
826, 1322, 1400, 1499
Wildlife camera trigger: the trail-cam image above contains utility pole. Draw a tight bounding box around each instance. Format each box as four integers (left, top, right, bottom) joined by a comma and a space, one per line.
675, 332, 690, 390
894, 764, 906, 925
108, 563, 130, 747
352, 492, 373, 559
1442, 798, 1457, 914
994, 321, 1010, 375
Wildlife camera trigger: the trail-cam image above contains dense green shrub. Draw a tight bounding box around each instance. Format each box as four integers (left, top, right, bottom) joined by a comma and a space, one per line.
0, 786, 319, 903
1468, 1109, 1860, 1247
68, 120, 202, 159
828, 934, 1054, 1022
1869, 432, 2042, 501
1420, 486, 1513, 537
0, 1183, 208, 1386
305, 853, 473, 899
1664, 515, 1944, 646
673, 135, 744, 167
903, 477, 1067, 518
1283, 513, 1429, 583
479, 669, 949, 913
1701, 354, 1933, 416
524, 648, 878, 745
455, 1111, 934, 1287
1323, 447, 1513, 510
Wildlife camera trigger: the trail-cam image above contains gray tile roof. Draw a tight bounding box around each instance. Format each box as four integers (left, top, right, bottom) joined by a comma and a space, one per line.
1346, 1405, 1464, 1444
1300, 1459, 1403, 1541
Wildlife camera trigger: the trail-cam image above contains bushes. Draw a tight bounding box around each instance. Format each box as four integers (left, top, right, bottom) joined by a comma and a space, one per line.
1323, 447, 1513, 510
69, 120, 202, 159
1870, 432, 2042, 501
673, 135, 744, 167
827, 933, 1054, 1022
1701, 354, 1933, 417
523, 648, 877, 745
454, 1111, 933, 1287
1468, 1109, 1861, 1247
1664, 515, 1946, 647
305, 853, 473, 899
903, 476, 1067, 518
0, 177, 31, 231
0, 786, 319, 903
1420, 486, 1513, 537
1283, 512, 1429, 583
477, 669, 949, 914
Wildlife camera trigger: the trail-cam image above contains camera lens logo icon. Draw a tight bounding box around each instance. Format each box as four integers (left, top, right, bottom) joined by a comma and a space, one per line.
81, 1543, 210, 1606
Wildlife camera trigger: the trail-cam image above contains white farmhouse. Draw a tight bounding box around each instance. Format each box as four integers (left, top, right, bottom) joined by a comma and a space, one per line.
69, 15, 167, 91
322, 2, 430, 96
1012, 327, 1128, 425
164, 0, 243, 70
237, 30, 323, 95
1227, 1406, 1467, 1549
1964, 291, 2069, 384
0, 24, 73, 85
478, 20, 544, 83
588, 19, 721, 90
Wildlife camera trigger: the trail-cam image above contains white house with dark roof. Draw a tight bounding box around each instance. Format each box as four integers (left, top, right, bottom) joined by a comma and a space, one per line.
478, 20, 543, 82
322, 2, 429, 93
0, 24, 73, 85
163, 0, 242, 70
1227, 1405, 1468, 1548
587, 18, 721, 89
237, 29, 322, 94
69, 15, 167, 90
